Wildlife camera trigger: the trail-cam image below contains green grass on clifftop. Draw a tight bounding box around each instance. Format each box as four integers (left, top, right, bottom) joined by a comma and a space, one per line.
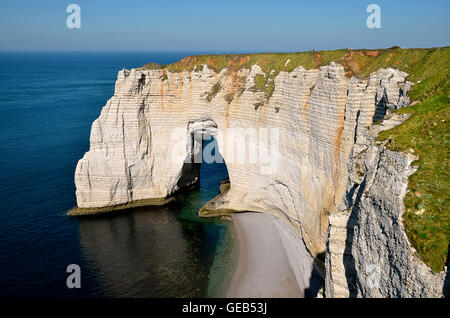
375, 47, 449, 272
378, 94, 449, 272
150, 46, 449, 100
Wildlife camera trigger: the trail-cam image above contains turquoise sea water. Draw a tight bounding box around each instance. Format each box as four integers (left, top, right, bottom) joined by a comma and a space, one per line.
0, 52, 233, 297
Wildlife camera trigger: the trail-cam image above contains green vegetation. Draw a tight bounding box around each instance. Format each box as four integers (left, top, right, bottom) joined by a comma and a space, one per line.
374, 47, 450, 272
160, 46, 448, 100
377, 95, 449, 272
253, 101, 264, 111
151, 47, 449, 271
160, 46, 445, 80
206, 82, 221, 102
236, 86, 245, 97
141, 62, 162, 70
253, 72, 276, 101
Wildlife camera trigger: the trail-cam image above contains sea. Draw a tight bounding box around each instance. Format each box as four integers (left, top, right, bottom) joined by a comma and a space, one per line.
0, 52, 234, 297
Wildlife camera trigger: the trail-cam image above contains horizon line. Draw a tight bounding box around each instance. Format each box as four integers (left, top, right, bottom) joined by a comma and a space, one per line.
0, 44, 448, 55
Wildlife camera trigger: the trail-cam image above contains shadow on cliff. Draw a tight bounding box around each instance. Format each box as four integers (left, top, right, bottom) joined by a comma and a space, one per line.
176, 130, 202, 191
444, 243, 450, 298
176, 161, 201, 191
303, 252, 325, 298
342, 176, 368, 297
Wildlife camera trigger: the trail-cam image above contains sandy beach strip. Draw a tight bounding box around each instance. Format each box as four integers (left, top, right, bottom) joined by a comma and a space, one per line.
226, 212, 319, 298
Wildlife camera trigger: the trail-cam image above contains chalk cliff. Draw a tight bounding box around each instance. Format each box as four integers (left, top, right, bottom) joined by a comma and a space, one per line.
325, 113, 446, 297
72, 53, 446, 297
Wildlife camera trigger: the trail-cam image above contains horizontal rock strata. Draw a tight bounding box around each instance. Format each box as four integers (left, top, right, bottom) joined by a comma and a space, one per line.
325, 113, 446, 297
74, 60, 445, 296
75, 63, 411, 259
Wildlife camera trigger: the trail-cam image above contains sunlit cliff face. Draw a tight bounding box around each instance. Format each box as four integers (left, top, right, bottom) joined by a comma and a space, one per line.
75, 62, 411, 259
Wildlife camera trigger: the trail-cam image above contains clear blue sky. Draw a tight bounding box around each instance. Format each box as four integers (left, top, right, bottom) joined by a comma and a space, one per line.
0, 0, 449, 52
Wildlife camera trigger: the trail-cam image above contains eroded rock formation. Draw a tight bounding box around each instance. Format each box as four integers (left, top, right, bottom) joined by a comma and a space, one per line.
73, 59, 445, 297
325, 113, 446, 297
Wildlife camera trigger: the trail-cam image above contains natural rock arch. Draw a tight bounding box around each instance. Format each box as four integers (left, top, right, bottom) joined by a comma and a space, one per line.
73, 64, 412, 261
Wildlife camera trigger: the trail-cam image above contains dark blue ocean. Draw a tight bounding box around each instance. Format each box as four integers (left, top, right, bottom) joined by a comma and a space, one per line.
0, 52, 233, 297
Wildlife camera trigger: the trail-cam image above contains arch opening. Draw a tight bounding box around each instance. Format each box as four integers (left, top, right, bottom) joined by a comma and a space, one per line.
176, 119, 230, 217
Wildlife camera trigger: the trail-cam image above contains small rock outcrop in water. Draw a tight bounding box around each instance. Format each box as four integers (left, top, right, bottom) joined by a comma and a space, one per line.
73, 57, 445, 297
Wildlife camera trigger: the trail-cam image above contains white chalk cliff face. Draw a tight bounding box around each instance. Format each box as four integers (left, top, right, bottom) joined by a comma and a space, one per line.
325, 113, 446, 297
74, 61, 445, 297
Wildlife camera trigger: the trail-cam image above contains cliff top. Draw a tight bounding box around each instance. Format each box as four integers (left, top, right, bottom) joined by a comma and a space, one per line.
142, 46, 449, 101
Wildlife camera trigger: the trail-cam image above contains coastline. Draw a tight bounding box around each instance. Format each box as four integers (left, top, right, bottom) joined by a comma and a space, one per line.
226, 212, 323, 298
